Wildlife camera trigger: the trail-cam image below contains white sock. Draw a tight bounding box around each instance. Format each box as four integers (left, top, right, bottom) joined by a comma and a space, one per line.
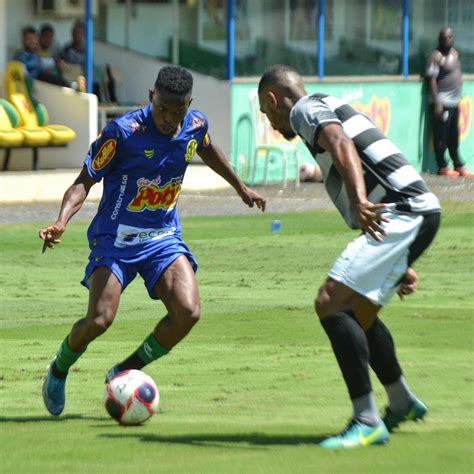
352, 392, 382, 426
384, 376, 416, 413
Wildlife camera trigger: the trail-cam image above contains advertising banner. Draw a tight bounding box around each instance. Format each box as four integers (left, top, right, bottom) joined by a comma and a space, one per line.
232, 81, 473, 184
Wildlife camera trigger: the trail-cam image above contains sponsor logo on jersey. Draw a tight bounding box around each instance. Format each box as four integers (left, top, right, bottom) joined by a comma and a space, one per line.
144, 149, 155, 159
127, 177, 182, 212
130, 121, 147, 134
137, 176, 161, 187
110, 174, 128, 220
189, 116, 205, 130
114, 223, 177, 248
92, 138, 117, 170
185, 139, 198, 162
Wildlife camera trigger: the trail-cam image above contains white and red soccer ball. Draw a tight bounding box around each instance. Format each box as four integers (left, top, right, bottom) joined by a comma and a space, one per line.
104, 369, 159, 425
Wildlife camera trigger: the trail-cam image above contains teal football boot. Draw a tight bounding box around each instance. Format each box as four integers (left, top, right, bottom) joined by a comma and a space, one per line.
42, 357, 66, 416
320, 419, 389, 449
383, 398, 428, 432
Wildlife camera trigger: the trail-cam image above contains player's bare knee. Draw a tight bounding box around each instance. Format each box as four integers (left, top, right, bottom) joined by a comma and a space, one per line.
170, 299, 200, 329
87, 308, 115, 336
184, 300, 201, 325
88, 317, 112, 337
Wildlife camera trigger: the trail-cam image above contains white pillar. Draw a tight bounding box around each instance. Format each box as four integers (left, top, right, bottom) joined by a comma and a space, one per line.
172, 0, 180, 64
0, 0, 7, 76
125, 0, 132, 49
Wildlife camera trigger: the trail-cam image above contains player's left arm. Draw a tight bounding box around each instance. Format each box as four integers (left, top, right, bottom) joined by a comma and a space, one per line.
197, 142, 266, 211
317, 123, 388, 241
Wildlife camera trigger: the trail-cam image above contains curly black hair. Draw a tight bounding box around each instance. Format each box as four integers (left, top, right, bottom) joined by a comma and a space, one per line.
154, 66, 193, 96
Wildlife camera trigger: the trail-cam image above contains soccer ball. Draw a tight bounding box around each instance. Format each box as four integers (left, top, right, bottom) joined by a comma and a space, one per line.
104, 369, 159, 425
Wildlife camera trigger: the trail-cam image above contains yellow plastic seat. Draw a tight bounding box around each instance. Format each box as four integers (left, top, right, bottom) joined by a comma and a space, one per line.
6, 61, 76, 146
0, 99, 24, 147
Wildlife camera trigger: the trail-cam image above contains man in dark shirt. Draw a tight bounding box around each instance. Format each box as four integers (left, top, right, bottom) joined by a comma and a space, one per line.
61, 19, 100, 98
426, 27, 471, 178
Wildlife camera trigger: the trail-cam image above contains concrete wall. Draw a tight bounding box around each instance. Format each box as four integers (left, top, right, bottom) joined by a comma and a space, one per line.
105, 3, 173, 59
94, 41, 231, 156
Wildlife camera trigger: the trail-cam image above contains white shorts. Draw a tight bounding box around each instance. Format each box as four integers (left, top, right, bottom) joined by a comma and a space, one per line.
328, 212, 425, 306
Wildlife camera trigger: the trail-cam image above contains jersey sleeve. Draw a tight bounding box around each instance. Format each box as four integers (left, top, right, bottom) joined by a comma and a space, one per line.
194, 112, 211, 152
84, 121, 123, 182
290, 97, 341, 148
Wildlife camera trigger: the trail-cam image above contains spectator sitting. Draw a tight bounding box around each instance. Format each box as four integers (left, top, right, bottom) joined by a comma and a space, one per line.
60, 20, 85, 67
61, 19, 101, 99
39, 23, 62, 65
14, 25, 70, 88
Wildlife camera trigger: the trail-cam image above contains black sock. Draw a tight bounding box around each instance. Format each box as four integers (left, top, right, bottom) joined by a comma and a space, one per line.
117, 352, 146, 372
365, 318, 402, 385
51, 360, 68, 379
320, 312, 371, 399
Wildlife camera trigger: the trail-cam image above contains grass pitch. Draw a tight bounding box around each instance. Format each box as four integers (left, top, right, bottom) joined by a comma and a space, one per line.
0, 203, 473, 473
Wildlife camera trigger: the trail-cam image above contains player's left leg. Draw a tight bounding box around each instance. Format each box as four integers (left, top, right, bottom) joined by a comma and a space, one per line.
317, 212, 440, 448
316, 281, 389, 449
107, 255, 200, 379
369, 212, 440, 431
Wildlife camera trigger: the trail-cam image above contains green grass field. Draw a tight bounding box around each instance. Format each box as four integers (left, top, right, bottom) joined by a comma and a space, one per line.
1, 203, 473, 473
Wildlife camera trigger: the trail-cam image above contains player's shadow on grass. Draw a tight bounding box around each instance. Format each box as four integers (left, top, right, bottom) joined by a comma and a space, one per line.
100, 432, 328, 449
0, 414, 106, 423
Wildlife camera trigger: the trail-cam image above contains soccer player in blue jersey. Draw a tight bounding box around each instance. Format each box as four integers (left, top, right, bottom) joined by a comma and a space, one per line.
258, 65, 441, 449
39, 66, 266, 416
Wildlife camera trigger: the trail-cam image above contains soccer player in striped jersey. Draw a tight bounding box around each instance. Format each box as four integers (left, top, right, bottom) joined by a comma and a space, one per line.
258, 65, 441, 449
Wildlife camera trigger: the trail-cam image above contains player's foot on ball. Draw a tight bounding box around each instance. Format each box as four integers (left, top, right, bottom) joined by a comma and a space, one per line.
383, 398, 428, 432
42, 357, 66, 416
104, 365, 122, 384
320, 419, 389, 449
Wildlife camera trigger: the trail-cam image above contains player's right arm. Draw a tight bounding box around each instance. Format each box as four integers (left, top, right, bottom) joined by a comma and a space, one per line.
317, 124, 388, 241
39, 166, 96, 252
40, 121, 123, 252
426, 52, 443, 118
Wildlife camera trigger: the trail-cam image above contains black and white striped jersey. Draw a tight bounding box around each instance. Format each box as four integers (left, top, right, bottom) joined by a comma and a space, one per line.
290, 93, 441, 229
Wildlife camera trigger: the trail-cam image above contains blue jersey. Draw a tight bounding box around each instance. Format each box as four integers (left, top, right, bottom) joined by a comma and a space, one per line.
84, 105, 211, 260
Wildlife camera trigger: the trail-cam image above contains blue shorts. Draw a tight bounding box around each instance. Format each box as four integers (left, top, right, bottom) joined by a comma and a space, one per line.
81, 239, 198, 300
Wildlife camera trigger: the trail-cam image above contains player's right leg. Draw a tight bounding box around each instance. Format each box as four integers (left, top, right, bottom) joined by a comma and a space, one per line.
364, 317, 427, 432
364, 212, 439, 431
106, 255, 200, 381
315, 281, 389, 449
433, 107, 459, 177
43, 267, 122, 415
